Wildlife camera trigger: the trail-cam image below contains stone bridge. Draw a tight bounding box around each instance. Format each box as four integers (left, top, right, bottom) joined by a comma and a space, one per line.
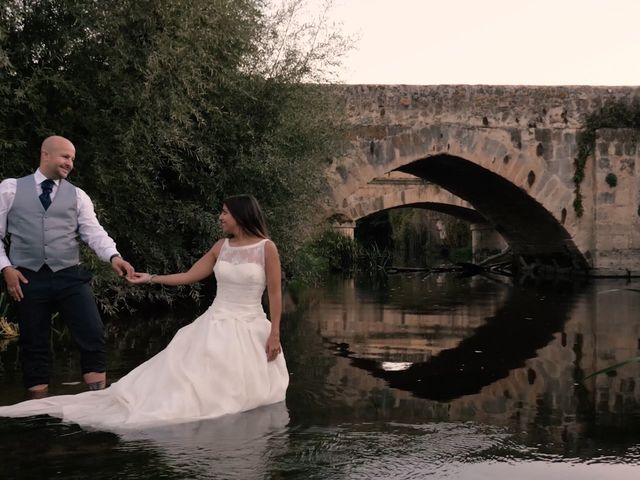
326, 85, 640, 276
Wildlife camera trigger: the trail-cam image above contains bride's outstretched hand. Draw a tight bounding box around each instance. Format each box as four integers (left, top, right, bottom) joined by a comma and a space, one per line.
127, 272, 153, 284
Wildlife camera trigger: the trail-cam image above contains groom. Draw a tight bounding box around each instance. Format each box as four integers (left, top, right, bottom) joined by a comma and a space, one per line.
0, 136, 134, 395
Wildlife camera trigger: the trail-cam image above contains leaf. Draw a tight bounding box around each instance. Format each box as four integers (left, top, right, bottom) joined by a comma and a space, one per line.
584, 356, 640, 379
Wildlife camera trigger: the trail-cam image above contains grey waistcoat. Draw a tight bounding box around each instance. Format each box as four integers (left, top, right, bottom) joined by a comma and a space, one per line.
7, 175, 80, 272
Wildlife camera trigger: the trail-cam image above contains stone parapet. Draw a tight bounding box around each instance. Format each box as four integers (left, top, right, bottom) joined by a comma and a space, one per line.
337, 84, 640, 130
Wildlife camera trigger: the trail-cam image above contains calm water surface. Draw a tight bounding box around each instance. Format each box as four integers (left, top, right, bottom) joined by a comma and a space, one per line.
1, 273, 640, 479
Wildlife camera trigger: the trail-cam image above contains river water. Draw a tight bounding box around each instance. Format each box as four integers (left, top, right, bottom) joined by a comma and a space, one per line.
1, 273, 639, 479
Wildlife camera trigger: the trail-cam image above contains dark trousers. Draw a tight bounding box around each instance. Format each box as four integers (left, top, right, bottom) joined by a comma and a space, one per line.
16, 265, 106, 388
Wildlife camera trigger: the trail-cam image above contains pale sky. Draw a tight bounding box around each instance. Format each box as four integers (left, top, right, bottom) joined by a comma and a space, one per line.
318, 0, 640, 85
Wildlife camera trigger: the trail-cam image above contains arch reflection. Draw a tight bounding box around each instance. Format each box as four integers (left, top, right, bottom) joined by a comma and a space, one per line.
318, 275, 578, 401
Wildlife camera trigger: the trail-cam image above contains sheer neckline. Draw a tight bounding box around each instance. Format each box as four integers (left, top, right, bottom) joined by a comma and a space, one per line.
225, 238, 268, 249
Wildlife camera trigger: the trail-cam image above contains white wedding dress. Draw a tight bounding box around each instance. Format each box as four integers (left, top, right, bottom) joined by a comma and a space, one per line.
0, 238, 289, 430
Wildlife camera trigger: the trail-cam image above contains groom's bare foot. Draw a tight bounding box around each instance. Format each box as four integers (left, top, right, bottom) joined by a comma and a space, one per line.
83, 372, 106, 390
26, 385, 49, 399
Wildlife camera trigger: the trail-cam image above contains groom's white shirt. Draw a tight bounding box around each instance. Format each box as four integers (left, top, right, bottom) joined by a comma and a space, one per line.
0, 169, 119, 271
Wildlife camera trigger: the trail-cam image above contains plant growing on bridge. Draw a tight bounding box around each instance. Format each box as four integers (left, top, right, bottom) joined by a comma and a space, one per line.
605, 172, 618, 188
573, 99, 640, 216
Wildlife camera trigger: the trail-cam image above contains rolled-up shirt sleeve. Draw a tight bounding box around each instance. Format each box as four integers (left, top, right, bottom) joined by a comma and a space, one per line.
76, 187, 120, 262
0, 179, 17, 271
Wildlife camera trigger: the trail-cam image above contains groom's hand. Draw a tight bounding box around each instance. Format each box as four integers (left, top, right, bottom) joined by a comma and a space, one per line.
2, 266, 28, 301
110, 256, 135, 279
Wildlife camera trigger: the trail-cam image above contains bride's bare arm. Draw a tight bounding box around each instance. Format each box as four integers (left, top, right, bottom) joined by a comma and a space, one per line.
129, 240, 224, 286
264, 240, 283, 361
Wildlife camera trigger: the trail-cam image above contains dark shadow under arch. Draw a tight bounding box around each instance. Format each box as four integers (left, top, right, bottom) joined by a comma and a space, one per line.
335, 280, 583, 402
397, 154, 586, 268
357, 202, 489, 225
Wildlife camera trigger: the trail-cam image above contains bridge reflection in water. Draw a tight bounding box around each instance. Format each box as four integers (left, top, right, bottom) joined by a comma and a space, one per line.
292, 273, 640, 445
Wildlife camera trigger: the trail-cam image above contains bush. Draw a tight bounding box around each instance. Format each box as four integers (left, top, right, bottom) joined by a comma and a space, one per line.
290, 230, 393, 283
0, 0, 349, 311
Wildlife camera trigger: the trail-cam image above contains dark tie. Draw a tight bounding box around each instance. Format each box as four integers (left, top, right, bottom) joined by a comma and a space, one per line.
39, 179, 55, 210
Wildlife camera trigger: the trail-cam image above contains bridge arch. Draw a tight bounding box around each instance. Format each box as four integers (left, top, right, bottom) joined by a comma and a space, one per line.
345, 182, 487, 224
342, 180, 508, 263
328, 124, 586, 268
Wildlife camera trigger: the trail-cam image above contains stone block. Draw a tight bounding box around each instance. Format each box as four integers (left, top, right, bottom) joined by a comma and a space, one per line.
598, 157, 611, 170
598, 142, 611, 156
615, 143, 623, 156
545, 157, 560, 175
544, 183, 572, 212
530, 169, 553, 197
613, 234, 630, 249
538, 175, 561, 200
620, 158, 635, 174
597, 192, 615, 205
535, 129, 552, 142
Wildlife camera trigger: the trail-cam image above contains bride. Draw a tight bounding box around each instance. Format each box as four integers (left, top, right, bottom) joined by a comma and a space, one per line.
0, 194, 289, 429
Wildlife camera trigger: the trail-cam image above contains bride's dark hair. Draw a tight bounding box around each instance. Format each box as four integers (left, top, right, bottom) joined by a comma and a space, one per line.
223, 194, 269, 238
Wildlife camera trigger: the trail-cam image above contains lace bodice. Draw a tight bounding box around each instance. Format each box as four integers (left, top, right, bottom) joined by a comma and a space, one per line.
213, 238, 268, 307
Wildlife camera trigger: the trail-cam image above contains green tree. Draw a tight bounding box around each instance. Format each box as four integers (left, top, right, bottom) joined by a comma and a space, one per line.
0, 0, 348, 312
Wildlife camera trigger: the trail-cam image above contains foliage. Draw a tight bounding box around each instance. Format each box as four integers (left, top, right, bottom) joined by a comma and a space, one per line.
0, 0, 349, 312
298, 229, 358, 276
447, 246, 472, 263
605, 172, 617, 188
387, 208, 471, 266
573, 99, 640, 217
0, 291, 19, 339
356, 242, 392, 272
0, 291, 7, 319
292, 230, 393, 282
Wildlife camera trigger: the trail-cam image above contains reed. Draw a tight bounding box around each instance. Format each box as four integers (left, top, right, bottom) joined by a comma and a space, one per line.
0, 292, 19, 338
584, 357, 640, 380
